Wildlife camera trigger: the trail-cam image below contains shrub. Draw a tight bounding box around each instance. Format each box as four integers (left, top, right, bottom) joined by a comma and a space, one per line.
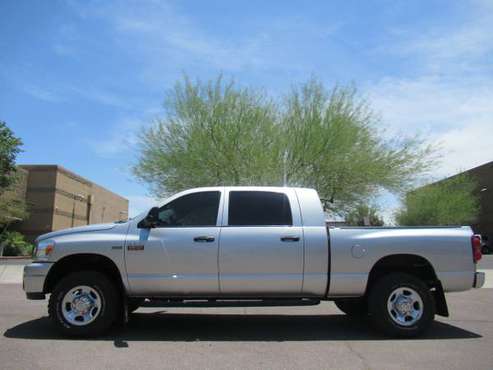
396, 174, 479, 226
0, 231, 33, 256
346, 204, 384, 226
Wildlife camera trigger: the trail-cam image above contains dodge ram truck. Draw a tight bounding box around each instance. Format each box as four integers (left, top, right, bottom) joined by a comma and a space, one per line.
23, 186, 485, 337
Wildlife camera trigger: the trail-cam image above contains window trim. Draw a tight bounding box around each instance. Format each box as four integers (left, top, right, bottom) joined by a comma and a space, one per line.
153, 190, 223, 228
224, 190, 296, 228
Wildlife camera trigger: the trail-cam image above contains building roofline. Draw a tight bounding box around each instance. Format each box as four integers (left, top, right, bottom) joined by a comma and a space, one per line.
18, 164, 128, 202
450, 161, 493, 176
411, 160, 493, 194
433, 160, 493, 185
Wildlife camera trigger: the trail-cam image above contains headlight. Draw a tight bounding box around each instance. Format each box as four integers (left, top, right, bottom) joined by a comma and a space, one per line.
34, 240, 55, 260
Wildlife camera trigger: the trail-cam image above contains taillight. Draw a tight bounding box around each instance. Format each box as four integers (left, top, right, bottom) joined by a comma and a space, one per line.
471, 234, 482, 263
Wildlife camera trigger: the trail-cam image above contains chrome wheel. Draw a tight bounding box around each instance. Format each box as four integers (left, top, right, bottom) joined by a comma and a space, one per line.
61, 285, 102, 326
386, 287, 423, 327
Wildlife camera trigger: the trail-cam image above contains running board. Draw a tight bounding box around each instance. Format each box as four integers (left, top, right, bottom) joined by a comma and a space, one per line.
140, 298, 321, 308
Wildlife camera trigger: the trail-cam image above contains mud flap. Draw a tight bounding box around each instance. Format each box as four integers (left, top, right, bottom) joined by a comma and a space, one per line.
433, 281, 449, 317
121, 294, 129, 326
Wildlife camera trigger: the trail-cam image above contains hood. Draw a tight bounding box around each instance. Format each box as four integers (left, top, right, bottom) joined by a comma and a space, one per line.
36, 223, 117, 242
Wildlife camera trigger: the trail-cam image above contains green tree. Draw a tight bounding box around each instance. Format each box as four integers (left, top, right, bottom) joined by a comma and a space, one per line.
346, 204, 384, 226
134, 75, 435, 213
395, 174, 479, 226
0, 174, 28, 224
0, 121, 23, 193
0, 121, 27, 225
282, 80, 434, 213
134, 76, 282, 196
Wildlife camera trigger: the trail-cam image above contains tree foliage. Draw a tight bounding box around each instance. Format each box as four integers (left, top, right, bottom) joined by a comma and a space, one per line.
0, 121, 27, 224
282, 80, 434, 213
134, 75, 436, 213
134, 76, 282, 195
346, 204, 384, 226
0, 174, 28, 224
0, 121, 23, 193
395, 174, 479, 226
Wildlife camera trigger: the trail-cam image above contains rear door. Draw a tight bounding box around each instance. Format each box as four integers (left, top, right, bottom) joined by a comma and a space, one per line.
218, 189, 304, 295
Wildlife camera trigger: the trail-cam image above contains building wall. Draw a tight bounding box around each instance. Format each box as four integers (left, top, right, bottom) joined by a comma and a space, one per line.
14, 165, 58, 240
89, 183, 128, 224
13, 165, 128, 241
52, 166, 92, 230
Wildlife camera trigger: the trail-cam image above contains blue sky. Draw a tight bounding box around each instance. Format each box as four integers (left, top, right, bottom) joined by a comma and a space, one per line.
1, 0, 492, 219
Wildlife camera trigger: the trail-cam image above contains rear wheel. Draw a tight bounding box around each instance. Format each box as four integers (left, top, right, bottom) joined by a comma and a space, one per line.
334, 298, 367, 316
368, 273, 435, 338
48, 271, 120, 337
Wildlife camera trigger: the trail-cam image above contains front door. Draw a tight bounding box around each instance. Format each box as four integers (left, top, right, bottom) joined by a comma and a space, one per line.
125, 190, 223, 296
219, 189, 304, 295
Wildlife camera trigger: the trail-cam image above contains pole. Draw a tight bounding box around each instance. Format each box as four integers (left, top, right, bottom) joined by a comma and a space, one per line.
283, 150, 288, 186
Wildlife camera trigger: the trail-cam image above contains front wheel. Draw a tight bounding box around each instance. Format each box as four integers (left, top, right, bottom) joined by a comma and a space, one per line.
48, 271, 120, 337
368, 273, 435, 338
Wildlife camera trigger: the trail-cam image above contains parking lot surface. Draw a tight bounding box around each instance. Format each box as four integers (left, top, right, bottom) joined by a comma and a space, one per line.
1, 257, 492, 370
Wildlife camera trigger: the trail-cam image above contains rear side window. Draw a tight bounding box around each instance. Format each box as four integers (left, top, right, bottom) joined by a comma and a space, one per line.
157, 191, 220, 227
228, 191, 292, 226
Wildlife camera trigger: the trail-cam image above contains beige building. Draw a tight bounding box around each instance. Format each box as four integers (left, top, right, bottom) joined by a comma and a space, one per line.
13, 165, 128, 241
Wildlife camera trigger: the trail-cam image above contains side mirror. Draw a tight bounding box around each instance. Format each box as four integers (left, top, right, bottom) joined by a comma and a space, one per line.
137, 207, 160, 229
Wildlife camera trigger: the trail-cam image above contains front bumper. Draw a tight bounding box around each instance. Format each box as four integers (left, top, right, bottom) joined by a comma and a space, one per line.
473, 272, 485, 289
23, 262, 52, 299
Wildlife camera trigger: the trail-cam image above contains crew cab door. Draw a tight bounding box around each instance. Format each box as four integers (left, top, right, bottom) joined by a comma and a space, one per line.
219, 189, 304, 295
125, 189, 223, 296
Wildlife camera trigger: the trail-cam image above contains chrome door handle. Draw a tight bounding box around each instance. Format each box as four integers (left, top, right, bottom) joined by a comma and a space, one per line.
280, 236, 300, 242
193, 236, 215, 242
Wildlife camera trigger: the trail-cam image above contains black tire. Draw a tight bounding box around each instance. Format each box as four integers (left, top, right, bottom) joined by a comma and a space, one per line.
48, 271, 120, 337
368, 273, 435, 338
334, 298, 368, 316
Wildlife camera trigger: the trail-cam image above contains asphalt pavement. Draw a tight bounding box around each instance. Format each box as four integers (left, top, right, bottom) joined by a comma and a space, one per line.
0, 257, 492, 369
479, 255, 493, 269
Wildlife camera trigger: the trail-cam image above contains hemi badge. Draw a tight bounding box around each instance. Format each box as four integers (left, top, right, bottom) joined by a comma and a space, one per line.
111, 246, 123, 250
128, 245, 145, 251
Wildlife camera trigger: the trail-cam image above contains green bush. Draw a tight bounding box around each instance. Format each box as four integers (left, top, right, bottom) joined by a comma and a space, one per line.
396, 174, 479, 226
0, 231, 33, 256
346, 204, 384, 226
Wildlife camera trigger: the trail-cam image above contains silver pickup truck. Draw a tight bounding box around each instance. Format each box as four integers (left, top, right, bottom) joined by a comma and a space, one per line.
23, 186, 484, 338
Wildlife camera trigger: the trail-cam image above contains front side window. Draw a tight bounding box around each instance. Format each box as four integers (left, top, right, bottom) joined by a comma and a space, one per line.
157, 191, 220, 227
228, 191, 292, 226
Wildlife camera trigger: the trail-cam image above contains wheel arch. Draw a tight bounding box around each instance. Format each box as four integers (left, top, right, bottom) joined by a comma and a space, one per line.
366, 253, 439, 293
44, 253, 126, 295
366, 253, 448, 316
